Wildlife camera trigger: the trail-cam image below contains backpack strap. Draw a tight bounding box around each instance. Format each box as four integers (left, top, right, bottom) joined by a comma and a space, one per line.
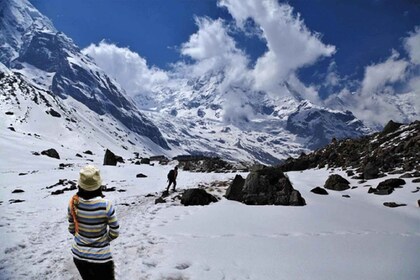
69, 194, 80, 234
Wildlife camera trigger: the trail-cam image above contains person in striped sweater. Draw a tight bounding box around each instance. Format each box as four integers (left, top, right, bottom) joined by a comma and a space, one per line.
68, 165, 120, 280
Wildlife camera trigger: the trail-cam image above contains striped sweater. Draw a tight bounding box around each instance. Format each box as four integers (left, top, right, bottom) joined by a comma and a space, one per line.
67, 196, 119, 263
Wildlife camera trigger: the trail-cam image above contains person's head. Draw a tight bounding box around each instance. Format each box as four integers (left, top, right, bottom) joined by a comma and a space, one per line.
77, 165, 103, 198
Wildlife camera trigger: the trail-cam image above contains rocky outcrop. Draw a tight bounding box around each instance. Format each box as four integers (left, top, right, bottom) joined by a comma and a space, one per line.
368, 178, 406, 195
41, 148, 60, 159
225, 175, 245, 201
279, 121, 420, 178
181, 188, 218, 206
226, 167, 306, 206
103, 149, 124, 166
383, 202, 407, 208
324, 175, 350, 191
311, 187, 329, 195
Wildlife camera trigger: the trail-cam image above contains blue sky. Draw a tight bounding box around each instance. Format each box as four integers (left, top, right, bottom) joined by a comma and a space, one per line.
29, 0, 419, 127
30, 0, 419, 79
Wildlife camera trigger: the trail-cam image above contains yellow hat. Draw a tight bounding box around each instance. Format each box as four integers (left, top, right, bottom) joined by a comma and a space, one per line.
78, 165, 102, 191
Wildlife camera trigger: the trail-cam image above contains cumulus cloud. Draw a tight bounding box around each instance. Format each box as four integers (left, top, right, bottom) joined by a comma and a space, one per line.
404, 26, 420, 65
360, 50, 409, 95
181, 17, 238, 61
178, 17, 251, 89
82, 41, 169, 105
326, 47, 417, 128
218, 0, 336, 93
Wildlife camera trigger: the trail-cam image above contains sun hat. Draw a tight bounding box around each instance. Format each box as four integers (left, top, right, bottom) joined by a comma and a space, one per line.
78, 165, 102, 191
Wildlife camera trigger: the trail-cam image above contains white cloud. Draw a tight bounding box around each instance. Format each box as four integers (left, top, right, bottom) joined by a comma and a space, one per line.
82, 41, 169, 102
181, 17, 238, 61
404, 26, 420, 65
219, 0, 336, 93
361, 50, 409, 96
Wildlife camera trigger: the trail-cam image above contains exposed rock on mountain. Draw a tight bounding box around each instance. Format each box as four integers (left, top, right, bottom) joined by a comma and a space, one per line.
181, 188, 218, 206
279, 120, 420, 178
324, 174, 350, 191
286, 101, 369, 149
0, 0, 168, 150
225, 167, 306, 206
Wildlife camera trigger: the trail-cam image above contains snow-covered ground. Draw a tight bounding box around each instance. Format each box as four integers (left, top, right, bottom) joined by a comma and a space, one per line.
0, 128, 419, 280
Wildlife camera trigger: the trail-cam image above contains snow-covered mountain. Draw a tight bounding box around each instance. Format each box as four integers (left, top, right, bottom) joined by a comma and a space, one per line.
133, 70, 371, 164
0, 0, 169, 153
1, 0, 372, 164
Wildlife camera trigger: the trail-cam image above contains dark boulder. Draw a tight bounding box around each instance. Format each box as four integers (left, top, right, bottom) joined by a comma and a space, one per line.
383, 202, 407, 208
368, 178, 405, 195
377, 178, 405, 189
311, 187, 329, 195
136, 173, 147, 178
225, 175, 245, 201
363, 162, 379, 180
12, 189, 24, 193
418, 200, 420, 207
181, 188, 218, 206
241, 167, 305, 206
84, 150, 93, 155
324, 174, 350, 191
41, 148, 60, 159
48, 108, 61, 118
140, 158, 151, 164
103, 149, 124, 166
380, 120, 402, 136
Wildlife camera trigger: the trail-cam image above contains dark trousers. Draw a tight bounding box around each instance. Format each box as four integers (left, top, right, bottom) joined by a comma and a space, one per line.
74, 258, 115, 280
166, 179, 176, 191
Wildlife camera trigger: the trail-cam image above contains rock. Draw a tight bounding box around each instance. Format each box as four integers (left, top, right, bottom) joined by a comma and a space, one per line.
84, 150, 93, 155
383, 202, 407, 208
181, 188, 218, 206
399, 173, 413, 178
225, 175, 245, 201
324, 174, 350, 191
342, 195, 351, 198
51, 189, 64, 195
418, 200, 420, 207
412, 178, 420, 183
310, 187, 329, 195
102, 186, 116, 192
346, 170, 355, 177
103, 149, 124, 166
9, 199, 25, 204
241, 167, 305, 206
41, 148, 60, 159
59, 163, 73, 169
12, 189, 24, 193
75, 153, 83, 158
48, 108, 61, 118
380, 120, 402, 136
140, 158, 150, 164
363, 162, 379, 180
136, 173, 147, 178
289, 190, 306, 206
378, 178, 405, 188
155, 197, 166, 204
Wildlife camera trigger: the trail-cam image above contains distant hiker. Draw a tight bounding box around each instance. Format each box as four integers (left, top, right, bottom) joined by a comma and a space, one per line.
67, 165, 119, 280
166, 166, 178, 191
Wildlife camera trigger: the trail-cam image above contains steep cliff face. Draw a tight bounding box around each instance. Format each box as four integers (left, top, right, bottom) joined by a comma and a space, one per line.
0, 0, 169, 150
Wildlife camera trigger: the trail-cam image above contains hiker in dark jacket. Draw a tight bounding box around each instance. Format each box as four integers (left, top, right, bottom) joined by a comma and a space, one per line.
68, 165, 119, 280
166, 166, 178, 191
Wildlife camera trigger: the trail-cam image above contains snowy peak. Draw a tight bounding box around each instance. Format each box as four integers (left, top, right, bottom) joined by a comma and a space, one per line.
1, 0, 169, 150
0, 0, 55, 66
286, 100, 370, 149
